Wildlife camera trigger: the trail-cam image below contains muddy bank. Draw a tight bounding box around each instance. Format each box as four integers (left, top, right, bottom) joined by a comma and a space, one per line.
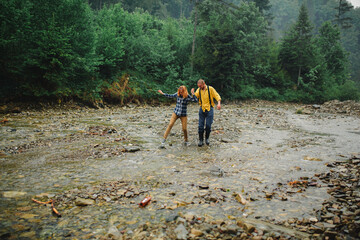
0, 101, 359, 239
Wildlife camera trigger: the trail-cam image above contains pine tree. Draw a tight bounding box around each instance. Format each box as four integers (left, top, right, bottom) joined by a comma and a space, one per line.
251, 0, 271, 12
279, 4, 315, 87
317, 21, 348, 84
334, 0, 353, 29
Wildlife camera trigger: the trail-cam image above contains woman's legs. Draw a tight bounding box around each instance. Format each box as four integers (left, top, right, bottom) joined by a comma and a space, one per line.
163, 113, 178, 139
180, 116, 188, 142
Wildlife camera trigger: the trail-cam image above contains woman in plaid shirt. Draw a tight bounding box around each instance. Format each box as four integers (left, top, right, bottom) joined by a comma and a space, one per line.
158, 86, 198, 148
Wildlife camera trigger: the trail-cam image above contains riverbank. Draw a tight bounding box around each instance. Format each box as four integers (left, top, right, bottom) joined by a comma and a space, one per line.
0, 101, 359, 239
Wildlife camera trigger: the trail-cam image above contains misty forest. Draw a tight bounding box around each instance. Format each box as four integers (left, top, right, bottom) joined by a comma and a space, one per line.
2, 1, 360, 239
1, 0, 360, 104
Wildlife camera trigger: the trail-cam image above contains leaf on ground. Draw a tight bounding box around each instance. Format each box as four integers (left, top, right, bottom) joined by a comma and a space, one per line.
303, 156, 322, 161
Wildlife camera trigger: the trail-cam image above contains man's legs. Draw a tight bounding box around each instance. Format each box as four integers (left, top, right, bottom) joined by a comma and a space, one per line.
198, 108, 206, 147
180, 116, 188, 143
205, 108, 214, 145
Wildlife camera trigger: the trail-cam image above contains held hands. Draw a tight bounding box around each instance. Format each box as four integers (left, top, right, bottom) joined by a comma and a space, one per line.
158, 90, 164, 95
191, 88, 195, 95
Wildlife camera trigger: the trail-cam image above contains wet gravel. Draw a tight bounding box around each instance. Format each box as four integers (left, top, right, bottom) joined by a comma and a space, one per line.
0, 101, 359, 239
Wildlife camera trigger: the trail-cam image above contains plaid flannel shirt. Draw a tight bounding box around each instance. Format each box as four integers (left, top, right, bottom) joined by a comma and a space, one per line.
164, 93, 198, 117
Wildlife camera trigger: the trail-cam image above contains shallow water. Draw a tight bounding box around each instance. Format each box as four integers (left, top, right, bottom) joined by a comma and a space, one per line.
0, 103, 359, 239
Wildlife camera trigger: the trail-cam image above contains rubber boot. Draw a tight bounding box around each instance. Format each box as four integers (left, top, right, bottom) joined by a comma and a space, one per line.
160, 139, 166, 149
205, 131, 210, 145
198, 132, 204, 147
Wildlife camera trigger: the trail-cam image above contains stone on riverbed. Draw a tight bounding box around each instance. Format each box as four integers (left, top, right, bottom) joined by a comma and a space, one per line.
183, 212, 195, 221
220, 138, 235, 143
124, 146, 141, 152
190, 228, 203, 237
209, 166, 225, 177
3, 191, 27, 198
237, 220, 255, 233
75, 197, 95, 206
174, 224, 188, 240
107, 225, 121, 240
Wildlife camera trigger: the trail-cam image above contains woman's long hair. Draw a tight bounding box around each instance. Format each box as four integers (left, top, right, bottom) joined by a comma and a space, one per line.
177, 85, 188, 98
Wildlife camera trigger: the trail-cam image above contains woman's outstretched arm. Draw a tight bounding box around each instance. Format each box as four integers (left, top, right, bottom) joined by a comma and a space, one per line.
158, 90, 177, 98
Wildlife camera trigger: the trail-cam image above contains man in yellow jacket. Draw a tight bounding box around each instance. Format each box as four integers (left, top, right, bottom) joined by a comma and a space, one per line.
191, 79, 221, 146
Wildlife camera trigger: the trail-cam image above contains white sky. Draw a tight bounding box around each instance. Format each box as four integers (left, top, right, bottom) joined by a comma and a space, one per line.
349, 0, 360, 8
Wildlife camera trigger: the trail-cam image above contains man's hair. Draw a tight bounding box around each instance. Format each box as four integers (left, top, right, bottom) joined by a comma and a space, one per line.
198, 79, 205, 85
178, 85, 189, 98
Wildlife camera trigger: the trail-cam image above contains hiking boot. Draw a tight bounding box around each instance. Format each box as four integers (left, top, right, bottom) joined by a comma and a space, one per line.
160, 139, 166, 149
205, 131, 210, 145
198, 133, 204, 147
184, 141, 190, 146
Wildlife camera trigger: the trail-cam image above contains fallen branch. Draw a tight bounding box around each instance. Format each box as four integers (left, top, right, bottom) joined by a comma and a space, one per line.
32, 198, 61, 217
51, 200, 61, 217
32, 198, 52, 204
0, 118, 9, 124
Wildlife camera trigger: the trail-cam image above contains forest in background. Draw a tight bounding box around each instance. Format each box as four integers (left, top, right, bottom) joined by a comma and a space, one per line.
1, 0, 359, 104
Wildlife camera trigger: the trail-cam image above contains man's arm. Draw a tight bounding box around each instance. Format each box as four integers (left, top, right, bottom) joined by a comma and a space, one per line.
192, 88, 200, 99
188, 94, 198, 102
211, 87, 221, 110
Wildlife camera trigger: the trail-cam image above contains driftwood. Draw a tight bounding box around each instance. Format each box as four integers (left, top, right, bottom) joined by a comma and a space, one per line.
32, 198, 61, 217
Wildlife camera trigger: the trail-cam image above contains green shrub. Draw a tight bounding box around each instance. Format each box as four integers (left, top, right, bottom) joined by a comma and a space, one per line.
255, 87, 281, 101
337, 80, 360, 101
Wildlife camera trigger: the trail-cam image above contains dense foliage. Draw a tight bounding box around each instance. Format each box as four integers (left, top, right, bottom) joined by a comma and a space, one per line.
1, 0, 359, 103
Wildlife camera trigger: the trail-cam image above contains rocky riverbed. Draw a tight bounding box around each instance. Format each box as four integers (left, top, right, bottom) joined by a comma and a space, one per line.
0, 100, 359, 239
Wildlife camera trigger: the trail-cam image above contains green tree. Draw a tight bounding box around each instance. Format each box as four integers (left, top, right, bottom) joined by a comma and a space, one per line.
340, 7, 360, 86
0, 0, 32, 97
0, 0, 99, 98
95, 4, 126, 79
269, 0, 299, 40
23, 0, 98, 97
317, 21, 348, 84
334, 0, 353, 29
279, 4, 315, 87
194, 0, 269, 98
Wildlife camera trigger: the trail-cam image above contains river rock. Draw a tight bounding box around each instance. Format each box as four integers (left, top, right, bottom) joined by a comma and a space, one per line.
19, 231, 36, 238
237, 220, 255, 233
220, 138, 233, 143
184, 212, 195, 221
3, 191, 27, 198
209, 166, 224, 177
35, 193, 50, 199
174, 224, 188, 240
11, 107, 21, 113
190, 228, 203, 237
234, 193, 247, 205
20, 213, 38, 219
198, 184, 209, 189
0, 105, 7, 114
124, 146, 141, 152
176, 217, 186, 225
107, 225, 121, 240
239, 232, 248, 239
75, 197, 95, 206
224, 224, 238, 234
165, 214, 178, 222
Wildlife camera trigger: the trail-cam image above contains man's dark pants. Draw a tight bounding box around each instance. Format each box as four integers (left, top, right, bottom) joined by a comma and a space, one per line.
198, 107, 214, 139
